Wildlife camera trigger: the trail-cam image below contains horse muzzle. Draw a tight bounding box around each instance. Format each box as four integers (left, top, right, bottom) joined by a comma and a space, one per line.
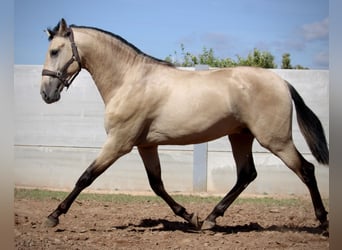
40, 77, 64, 104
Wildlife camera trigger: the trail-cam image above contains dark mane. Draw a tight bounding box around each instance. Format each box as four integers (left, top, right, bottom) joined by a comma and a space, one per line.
70, 24, 174, 67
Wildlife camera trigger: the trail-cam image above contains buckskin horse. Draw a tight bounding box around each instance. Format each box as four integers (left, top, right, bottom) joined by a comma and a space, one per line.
40, 19, 328, 230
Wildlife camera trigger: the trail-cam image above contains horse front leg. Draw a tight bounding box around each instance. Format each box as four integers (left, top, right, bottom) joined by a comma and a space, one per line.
45, 134, 132, 227
138, 146, 199, 228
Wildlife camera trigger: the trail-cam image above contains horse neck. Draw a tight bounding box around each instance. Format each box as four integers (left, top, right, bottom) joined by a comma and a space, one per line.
74, 28, 144, 104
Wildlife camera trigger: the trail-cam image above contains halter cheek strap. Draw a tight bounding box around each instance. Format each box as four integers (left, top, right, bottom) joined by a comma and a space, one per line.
42, 28, 82, 89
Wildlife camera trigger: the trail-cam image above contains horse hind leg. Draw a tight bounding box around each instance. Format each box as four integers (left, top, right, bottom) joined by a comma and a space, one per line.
138, 146, 199, 228
262, 138, 328, 227
202, 132, 257, 230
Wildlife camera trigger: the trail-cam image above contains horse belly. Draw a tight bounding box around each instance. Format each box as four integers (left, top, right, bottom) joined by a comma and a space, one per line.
142, 113, 243, 146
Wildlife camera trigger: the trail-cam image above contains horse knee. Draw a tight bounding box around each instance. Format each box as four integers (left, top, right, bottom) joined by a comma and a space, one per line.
150, 182, 164, 197
75, 170, 94, 189
147, 174, 165, 197
249, 170, 257, 182
75, 162, 98, 189
240, 170, 257, 187
238, 162, 257, 184
247, 165, 257, 182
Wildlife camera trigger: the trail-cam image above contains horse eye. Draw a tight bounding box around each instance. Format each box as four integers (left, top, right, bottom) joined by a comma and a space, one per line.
50, 49, 59, 57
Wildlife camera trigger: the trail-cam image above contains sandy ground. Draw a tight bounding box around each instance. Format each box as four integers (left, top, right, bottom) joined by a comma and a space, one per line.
15, 194, 329, 249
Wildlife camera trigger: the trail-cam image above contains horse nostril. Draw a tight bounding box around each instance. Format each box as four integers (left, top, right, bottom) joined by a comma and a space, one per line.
41, 90, 50, 102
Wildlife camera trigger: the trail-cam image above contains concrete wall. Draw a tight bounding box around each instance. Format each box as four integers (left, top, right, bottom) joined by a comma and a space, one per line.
14, 65, 329, 196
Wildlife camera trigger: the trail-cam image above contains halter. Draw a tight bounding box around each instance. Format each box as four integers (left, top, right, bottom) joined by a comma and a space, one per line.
42, 28, 82, 89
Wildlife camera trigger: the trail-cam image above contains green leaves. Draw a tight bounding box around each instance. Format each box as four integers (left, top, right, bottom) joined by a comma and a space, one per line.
166, 45, 308, 69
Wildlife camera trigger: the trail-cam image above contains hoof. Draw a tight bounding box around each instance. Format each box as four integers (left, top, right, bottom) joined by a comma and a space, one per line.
320, 220, 329, 237
189, 212, 200, 229
201, 219, 216, 230
320, 220, 329, 230
45, 216, 59, 228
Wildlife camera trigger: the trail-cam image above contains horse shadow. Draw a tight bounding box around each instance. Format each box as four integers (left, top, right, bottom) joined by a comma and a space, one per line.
113, 218, 328, 236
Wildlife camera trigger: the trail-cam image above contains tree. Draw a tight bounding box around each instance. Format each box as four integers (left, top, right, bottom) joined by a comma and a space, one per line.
293, 64, 309, 70
165, 45, 307, 69
281, 53, 292, 69
281, 53, 309, 69
165, 44, 198, 67
237, 48, 276, 68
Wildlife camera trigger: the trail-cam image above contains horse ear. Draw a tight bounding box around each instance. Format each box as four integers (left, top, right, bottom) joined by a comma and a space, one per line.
46, 28, 57, 41
45, 29, 52, 38
58, 18, 68, 34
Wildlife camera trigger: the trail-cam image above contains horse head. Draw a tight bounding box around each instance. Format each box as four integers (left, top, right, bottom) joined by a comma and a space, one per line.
40, 18, 81, 104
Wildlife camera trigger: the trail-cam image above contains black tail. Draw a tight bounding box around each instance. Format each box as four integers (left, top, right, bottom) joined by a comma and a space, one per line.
287, 82, 329, 165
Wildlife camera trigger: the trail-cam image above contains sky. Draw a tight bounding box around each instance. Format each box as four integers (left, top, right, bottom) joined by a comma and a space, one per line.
15, 0, 329, 69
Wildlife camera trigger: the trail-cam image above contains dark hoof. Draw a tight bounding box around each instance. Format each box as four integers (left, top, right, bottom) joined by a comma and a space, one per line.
201, 219, 216, 230
320, 220, 329, 230
320, 220, 329, 237
45, 215, 59, 228
189, 212, 200, 229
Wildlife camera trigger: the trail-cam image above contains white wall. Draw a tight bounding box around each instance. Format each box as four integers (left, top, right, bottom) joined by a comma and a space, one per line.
14, 65, 329, 196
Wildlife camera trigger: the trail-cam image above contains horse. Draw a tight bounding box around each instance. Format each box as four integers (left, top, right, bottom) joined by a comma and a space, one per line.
40, 18, 328, 230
